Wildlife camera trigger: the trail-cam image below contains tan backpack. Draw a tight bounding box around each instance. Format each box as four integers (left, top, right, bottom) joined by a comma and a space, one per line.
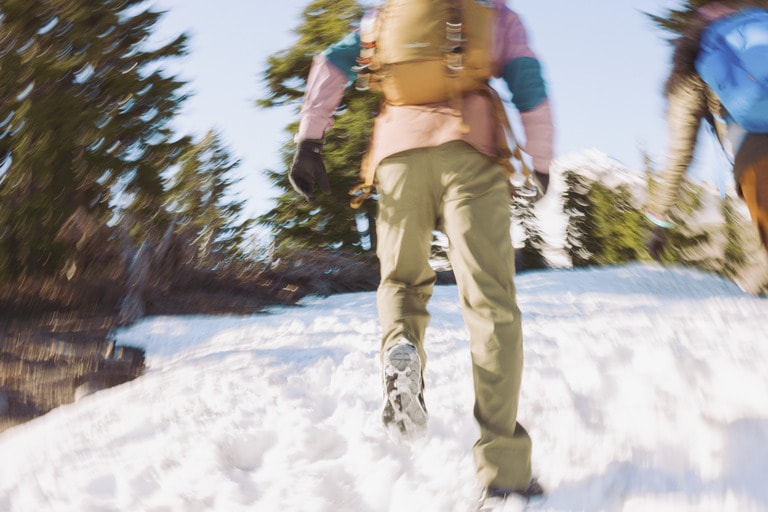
355, 0, 495, 106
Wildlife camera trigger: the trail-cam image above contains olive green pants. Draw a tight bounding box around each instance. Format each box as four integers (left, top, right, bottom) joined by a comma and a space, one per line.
375, 141, 532, 490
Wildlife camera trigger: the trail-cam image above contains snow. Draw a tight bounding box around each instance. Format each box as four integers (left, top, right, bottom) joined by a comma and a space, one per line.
551, 149, 647, 192
2, 263, 768, 511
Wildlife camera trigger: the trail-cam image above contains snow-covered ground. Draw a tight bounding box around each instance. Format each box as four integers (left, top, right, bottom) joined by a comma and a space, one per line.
2, 264, 768, 512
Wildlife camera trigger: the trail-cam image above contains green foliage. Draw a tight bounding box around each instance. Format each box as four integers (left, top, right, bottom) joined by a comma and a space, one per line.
258, 0, 364, 108
0, 0, 189, 278
588, 183, 646, 266
562, 170, 647, 267
166, 131, 254, 267
720, 196, 750, 278
257, 0, 379, 256
649, 179, 712, 266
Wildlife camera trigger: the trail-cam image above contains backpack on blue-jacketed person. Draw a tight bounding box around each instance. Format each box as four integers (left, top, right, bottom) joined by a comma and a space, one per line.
695, 8, 768, 133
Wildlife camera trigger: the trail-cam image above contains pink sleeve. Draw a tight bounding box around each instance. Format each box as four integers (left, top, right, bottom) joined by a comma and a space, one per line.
492, 8, 537, 76
520, 99, 555, 173
495, 7, 555, 173
295, 54, 349, 141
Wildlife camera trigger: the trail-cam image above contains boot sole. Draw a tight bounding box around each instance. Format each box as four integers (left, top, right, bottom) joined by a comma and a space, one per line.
382, 342, 428, 437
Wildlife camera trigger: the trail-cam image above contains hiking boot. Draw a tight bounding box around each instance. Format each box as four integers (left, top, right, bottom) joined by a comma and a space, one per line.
478, 479, 545, 511
381, 340, 428, 438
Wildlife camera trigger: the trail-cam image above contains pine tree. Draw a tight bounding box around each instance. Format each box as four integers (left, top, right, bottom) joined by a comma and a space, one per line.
257, 0, 379, 257
588, 183, 646, 266
562, 169, 647, 268
512, 196, 547, 272
0, 0, 189, 277
562, 170, 596, 267
166, 131, 254, 268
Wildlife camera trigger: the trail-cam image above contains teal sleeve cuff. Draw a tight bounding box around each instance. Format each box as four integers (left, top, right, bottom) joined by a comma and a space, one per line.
501, 57, 547, 112
645, 211, 675, 229
323, 32, 360, 82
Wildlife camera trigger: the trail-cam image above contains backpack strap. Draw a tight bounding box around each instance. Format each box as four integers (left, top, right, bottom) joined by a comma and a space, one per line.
480, 86, 535, 193
349, 152, 376, 209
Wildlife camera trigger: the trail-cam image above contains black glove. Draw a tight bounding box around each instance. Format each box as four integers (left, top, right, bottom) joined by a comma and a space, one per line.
289, 139, 331, 201
533, 170, 549, 197
645, 226, 666, 262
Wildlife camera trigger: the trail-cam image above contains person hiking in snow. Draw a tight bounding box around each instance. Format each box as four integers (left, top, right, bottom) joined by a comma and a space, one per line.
288, 0, 554, 506
647, 1, 768, 260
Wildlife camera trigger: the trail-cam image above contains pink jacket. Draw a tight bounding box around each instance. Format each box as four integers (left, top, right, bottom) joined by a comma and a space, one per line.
296, 0, 555, 175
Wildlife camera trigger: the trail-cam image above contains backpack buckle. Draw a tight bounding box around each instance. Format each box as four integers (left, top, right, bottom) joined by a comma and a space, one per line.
445, 22, 464, 72
445, 47, 464, 72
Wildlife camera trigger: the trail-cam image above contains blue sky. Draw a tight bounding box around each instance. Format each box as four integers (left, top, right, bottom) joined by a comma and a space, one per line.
152, 0, 714, 219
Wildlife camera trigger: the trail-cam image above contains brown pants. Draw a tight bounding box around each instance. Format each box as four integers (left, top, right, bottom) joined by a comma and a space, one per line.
739, 153, 768, 255
375, 141, 531, 490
